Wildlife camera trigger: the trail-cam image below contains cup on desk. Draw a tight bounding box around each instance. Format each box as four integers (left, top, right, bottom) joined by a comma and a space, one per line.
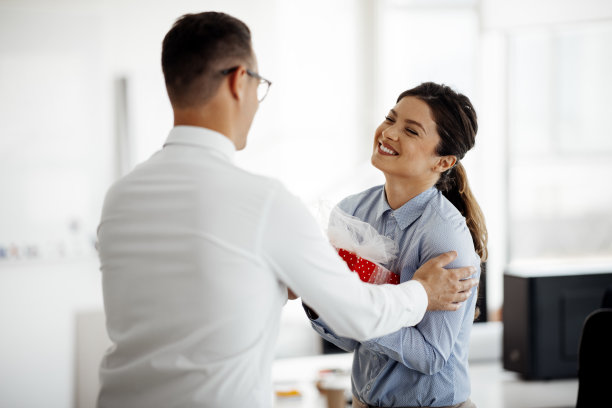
325, 388, 345, 408
316, 376, 349, 408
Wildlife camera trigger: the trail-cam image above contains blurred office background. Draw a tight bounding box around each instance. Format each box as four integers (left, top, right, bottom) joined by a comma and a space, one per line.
1, 0, 611, 406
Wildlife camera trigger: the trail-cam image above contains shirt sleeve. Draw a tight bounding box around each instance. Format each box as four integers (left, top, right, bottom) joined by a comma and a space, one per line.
361, 216, 480, 375
259, 185, 428, 342
309, 320, 359, 352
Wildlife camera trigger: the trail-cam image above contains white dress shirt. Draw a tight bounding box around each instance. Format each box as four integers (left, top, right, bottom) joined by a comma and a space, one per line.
97, 126, 427, 408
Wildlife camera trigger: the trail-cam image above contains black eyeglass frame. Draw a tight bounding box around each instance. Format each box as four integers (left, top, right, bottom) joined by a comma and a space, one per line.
220, 66, 272, 102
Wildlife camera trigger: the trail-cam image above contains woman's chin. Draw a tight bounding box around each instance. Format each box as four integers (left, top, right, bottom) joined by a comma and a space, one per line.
371, 155, 386, 172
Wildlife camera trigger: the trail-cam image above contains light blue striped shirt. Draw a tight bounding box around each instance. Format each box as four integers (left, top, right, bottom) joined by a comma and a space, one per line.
310, 185, 480, 407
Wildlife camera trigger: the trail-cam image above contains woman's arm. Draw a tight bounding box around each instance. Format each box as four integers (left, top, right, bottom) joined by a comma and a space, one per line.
361, 217, 480, 374
307, 310, 360, 352
301, 302, 359, 351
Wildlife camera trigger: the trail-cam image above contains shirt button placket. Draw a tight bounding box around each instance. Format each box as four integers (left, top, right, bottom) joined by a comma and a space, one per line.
385, 212, 396, 241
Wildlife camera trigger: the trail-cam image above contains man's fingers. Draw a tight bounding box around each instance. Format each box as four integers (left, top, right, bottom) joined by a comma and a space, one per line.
450, 266, 477, 280
438, 302, 462, 312
437, 279, 478, 309
451, 279, 477, 296
415, 253, 479, 311
459, 278, 478, 292
439, 290, 471, 310
432, 251, 458, 268
456, 289, 472, 302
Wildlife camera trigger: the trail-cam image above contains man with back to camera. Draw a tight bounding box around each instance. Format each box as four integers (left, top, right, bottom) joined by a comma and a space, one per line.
96, 11, 479, 408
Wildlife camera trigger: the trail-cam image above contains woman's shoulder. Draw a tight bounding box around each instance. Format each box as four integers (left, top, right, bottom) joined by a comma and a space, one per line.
337, 184, 384, 214
423, 189, 466, 226
418, 191, 472, 248
417, 190, 478, 265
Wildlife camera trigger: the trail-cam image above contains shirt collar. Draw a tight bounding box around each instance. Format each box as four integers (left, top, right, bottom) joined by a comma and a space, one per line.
376, 187, 437, 230
163, 126, 236, 162
374, 188, 392, 221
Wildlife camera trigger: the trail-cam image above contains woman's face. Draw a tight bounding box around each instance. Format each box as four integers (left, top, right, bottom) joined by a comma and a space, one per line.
371, 96, 450, 184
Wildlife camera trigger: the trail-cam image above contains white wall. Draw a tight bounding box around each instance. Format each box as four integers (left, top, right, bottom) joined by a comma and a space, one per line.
0, 6, 111, 406
0, 260, 103, 407
481, 0, 612, 29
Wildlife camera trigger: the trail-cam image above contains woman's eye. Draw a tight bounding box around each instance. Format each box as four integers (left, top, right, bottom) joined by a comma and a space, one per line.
384, 116, 394, 122
405, 128, 418, 135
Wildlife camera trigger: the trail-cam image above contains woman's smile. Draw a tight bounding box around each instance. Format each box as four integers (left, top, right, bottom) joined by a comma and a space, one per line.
378, 141, 399, 156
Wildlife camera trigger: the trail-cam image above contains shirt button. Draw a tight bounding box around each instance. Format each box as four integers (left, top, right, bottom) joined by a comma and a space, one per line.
366, 384, 371, 391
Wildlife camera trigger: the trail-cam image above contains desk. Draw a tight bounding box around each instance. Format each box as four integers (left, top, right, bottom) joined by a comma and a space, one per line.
273, 353, 351, 408
272, 354, 578, 408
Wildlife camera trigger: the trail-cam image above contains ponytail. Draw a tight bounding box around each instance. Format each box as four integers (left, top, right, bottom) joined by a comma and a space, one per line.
436, 162, 488, 320
436, 162, 488, 262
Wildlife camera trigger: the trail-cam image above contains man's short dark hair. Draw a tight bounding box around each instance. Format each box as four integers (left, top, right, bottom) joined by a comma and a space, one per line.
161, 12, 253, 108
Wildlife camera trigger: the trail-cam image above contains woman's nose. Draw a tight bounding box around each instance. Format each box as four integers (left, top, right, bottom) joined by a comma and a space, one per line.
382, 126, 399, 141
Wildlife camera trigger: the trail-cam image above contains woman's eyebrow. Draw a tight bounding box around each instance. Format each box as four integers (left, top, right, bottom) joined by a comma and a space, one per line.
404, 118, 426, 134
390, 109, 426, 134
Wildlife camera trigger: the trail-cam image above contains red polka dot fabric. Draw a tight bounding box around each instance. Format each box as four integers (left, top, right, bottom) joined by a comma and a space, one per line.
336, 248, 399, 285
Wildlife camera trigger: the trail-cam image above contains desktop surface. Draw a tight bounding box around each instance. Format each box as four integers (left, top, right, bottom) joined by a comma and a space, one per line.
272, 353, 578, 408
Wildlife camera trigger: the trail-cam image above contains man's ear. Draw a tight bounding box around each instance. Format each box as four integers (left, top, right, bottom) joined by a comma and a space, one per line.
227, 65, 247, 101
433, 155, 457, 173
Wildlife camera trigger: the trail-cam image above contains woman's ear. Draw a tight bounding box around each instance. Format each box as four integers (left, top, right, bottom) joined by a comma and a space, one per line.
433, 155, 457, 173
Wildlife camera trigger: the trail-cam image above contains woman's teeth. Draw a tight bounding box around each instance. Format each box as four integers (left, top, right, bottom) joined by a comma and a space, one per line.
379, 143, 398, 155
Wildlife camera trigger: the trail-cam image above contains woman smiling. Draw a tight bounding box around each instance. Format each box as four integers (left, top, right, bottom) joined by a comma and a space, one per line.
307, 82, 487, 408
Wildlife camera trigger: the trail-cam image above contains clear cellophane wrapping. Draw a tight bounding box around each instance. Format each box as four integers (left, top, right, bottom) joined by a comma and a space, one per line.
327, 207, 399, 285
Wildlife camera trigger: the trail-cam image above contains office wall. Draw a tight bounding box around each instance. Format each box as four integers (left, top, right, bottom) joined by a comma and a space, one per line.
0, 7, 110, 406
481, 0, 612, 29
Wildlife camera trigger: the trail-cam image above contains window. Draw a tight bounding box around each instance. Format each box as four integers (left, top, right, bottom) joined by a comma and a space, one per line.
507, 22, 612, 261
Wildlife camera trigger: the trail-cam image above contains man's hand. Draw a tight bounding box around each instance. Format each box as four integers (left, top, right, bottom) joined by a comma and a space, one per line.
412, 251, 478, 311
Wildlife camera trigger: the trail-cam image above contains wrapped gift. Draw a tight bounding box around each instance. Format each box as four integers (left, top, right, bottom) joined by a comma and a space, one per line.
327, 207, 400, 285
336, 248, 400, 284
